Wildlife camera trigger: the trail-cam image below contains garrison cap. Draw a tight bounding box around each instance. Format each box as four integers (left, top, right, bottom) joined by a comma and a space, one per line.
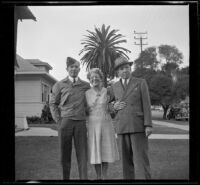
66, 57, 79, 68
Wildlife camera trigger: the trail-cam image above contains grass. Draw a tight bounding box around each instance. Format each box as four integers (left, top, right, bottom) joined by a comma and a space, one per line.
152, 124, 188, 134
15, 110, 189, 180
29, 123, 58, 131
15, 137, 189, 180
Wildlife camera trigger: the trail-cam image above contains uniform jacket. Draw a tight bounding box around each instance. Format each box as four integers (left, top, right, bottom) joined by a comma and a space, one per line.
49, 76, 90, 122
109, 76, 152, 134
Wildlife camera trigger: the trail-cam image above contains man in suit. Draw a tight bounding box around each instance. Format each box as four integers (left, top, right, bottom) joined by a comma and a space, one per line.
49, 57, 90, 180
109, 56, 153, 179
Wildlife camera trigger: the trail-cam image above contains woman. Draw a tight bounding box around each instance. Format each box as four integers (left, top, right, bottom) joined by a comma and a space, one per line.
85, 68, 119, 180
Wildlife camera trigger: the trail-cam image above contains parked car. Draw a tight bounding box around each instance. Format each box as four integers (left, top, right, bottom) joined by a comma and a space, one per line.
175, 107, 189, 121
151, 105, 163, 111
167, 106, 189, 121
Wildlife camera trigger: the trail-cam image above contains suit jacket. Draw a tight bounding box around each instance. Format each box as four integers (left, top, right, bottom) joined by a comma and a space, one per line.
109, 76, 152, 134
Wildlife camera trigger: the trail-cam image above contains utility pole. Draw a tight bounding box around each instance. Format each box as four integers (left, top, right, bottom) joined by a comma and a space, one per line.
134, 30, 148, 53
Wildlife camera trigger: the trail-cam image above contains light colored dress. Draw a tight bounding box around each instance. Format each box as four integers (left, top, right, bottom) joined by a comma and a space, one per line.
85, 87, 119, 164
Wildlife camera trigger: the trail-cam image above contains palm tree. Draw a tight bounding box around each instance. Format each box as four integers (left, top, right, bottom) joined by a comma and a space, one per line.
79, 24, 131, 87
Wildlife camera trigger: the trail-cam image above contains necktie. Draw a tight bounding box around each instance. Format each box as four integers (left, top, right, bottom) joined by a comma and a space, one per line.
73, 78, 76, 83
124, 79, 128, 89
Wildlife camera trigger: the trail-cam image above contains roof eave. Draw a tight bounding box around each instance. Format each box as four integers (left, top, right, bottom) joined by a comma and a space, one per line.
15, 71, 58, 83
31, 63, 53, 70
15, 6, 37, 21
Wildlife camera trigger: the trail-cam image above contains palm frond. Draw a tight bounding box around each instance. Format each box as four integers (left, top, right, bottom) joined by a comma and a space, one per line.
101, 24, 106, 40
81, 41, 97, 47
113, 46, 131, 53
86, 30, 97, 38
105, 25, 111, 37
82, 36, 99, 45
106, 29, 120, 41
107, 34, 125, 44
95, 27, 104, 43
80, 24, 131, 86
108, 40, 127, 47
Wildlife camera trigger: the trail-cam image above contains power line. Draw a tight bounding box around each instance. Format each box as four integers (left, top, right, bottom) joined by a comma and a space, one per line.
134, 30, 148, 53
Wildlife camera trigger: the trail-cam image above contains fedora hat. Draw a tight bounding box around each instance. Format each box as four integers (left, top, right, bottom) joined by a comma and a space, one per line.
114, 56, 133, 70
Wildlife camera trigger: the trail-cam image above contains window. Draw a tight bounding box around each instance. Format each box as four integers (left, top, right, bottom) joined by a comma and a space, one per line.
42, 83, 50, 103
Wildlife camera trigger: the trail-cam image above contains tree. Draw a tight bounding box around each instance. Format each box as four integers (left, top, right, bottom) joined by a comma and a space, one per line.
158, 45, 183, 76
79, 24, 131, 87
172, 73, 189, 100
158, 45, 183, 64
132, 44, 188, 119
149, 73, 174, 119
161, 62, 179, 75
179, 66, 189, 75
134, 46, 159, 70
132, 68, 156, 88
132, 46, 159, 88
149, 71, 189, 119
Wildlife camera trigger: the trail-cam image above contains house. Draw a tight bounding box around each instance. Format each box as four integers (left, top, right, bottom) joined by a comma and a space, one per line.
15, 6, 36, 68
15, 54, 57, 128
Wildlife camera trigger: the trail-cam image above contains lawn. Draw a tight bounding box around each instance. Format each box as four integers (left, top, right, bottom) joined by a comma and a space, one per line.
152, 124, 188, 134
15, 137, 189, 180
15, 110, 189, 180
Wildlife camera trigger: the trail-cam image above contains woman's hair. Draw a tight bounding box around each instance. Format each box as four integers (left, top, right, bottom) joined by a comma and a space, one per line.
87, 68, 104, 81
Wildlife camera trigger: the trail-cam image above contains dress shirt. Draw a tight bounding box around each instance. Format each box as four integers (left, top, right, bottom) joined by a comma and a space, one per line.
68, 76, 78, 83
121, 78, 130, 86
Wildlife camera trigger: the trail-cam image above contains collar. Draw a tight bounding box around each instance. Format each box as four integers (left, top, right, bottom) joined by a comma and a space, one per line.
121, 78, 130, 84
68, 76, 78, 83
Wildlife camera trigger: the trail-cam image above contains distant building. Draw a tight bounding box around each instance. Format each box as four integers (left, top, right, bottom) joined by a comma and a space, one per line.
15, 54, 57, 128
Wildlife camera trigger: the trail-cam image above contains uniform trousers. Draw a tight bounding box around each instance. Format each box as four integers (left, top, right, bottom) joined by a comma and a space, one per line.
119, 132, 151, 179
58, 118, 88, 179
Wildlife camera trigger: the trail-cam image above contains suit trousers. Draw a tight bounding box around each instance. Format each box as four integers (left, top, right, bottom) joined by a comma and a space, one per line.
58, 118, 88, 180
119, 132, 151, 179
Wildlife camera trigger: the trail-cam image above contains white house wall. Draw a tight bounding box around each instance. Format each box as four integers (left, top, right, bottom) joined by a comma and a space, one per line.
15, 75, 43, 128
15, 80, 41, 102
40, 75, 56, 87
15, 75, 56, 128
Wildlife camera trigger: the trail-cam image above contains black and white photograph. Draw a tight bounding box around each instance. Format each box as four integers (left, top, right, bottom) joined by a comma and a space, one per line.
3, 1, 197, 182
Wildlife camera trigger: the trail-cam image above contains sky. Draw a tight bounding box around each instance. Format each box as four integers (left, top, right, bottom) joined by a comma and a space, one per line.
17, 5, 189, 81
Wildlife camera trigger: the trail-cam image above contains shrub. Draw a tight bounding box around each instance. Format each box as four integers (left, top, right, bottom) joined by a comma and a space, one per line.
41, 103, 54, 123
27, 116, 42, 124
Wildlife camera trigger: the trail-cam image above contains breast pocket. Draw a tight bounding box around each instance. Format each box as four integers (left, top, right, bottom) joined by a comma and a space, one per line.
129, 86, 141, 102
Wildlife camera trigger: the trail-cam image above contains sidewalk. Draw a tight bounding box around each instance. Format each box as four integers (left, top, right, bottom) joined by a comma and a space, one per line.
15, 120, 189, 139
15, 127, 58, 137
153, 120, 189, 131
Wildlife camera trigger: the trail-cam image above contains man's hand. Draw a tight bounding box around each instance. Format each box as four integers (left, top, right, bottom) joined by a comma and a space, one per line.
145, 126, 153, 137
113, 101, 126, 111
